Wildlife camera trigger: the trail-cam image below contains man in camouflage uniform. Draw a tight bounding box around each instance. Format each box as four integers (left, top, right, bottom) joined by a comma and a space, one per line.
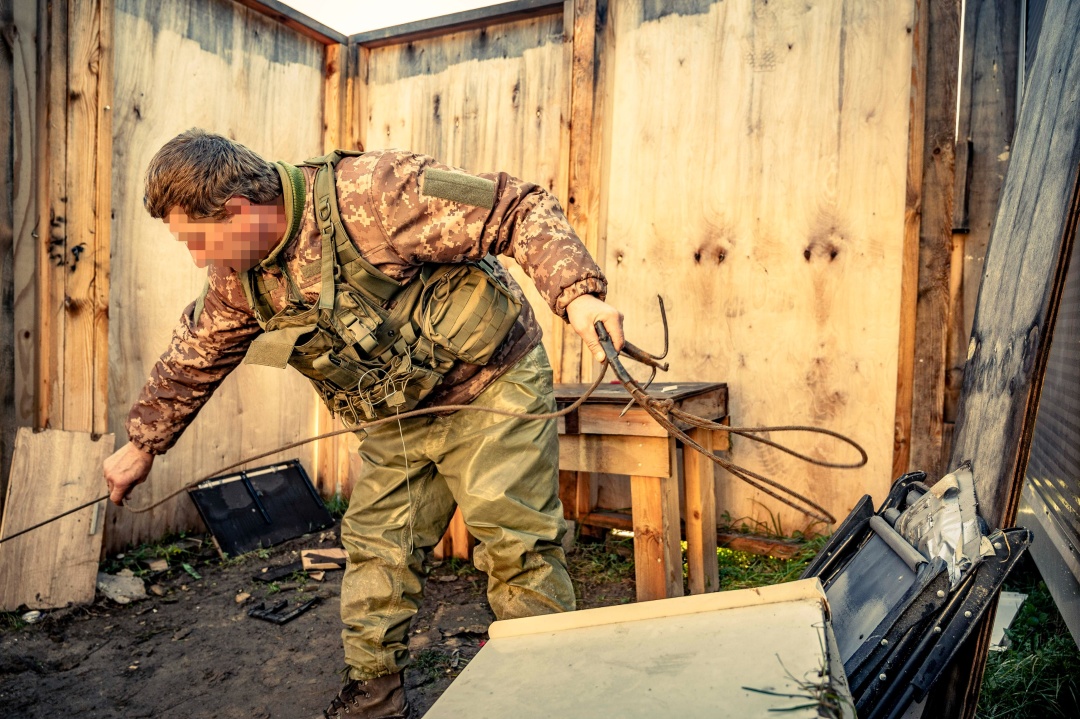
103, 130, 624, 718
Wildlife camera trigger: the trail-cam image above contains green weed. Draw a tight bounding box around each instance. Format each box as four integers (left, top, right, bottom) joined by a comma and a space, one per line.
411, 649, 452, 682
569, 537, 634, 584
713, 535, 828, 591
325, 494, 349, 519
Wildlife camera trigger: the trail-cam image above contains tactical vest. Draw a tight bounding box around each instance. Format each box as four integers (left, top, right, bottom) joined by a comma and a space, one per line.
238, 150, 522, 424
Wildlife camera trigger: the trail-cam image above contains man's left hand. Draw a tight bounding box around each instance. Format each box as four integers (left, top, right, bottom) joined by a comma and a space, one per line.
566, 294, 624, 363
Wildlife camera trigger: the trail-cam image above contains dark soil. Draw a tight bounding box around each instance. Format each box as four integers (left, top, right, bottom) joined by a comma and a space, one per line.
0, 526, 635, 719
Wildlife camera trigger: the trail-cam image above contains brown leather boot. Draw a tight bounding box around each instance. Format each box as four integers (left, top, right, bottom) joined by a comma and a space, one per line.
320, 672, 411, 719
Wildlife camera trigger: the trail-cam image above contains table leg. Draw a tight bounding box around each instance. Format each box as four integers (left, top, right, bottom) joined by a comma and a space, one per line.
684, 428, 720, 593
631, 439, 684, 600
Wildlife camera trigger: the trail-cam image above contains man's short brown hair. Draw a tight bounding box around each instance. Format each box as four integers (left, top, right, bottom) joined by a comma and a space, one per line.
144, 129, 281, 220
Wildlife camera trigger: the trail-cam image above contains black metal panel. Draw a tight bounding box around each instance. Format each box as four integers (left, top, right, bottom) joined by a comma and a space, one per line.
188, 460, 334, 557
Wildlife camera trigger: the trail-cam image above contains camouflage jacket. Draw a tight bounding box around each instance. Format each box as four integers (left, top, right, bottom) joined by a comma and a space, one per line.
126, 151, 607, 455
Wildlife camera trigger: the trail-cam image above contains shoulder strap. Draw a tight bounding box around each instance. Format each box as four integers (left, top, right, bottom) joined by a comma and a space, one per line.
310, 158, 402, 305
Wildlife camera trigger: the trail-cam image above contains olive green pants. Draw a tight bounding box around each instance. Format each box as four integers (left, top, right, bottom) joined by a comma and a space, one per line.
339, 345, 575, 679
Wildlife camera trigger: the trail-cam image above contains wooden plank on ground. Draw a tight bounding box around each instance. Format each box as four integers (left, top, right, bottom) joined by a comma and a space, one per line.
684, 428, 718, 593
930, 3, 1080, 716
0, 427, 114, 609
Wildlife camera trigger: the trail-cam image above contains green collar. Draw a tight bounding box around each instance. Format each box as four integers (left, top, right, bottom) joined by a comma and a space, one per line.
259, 161, 307, 270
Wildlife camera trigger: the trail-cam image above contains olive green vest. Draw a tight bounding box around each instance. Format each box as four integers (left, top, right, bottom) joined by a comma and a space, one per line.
238, 150, 521, 424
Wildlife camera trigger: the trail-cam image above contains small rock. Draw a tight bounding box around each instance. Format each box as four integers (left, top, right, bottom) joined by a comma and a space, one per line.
146, 559, 169, 572
148, 585, 165, 597
172, 627, 192, 641
235, 592, 251, 604
97, 572, 147, 604
436, 575, 458, 583
21, 610, 43, 624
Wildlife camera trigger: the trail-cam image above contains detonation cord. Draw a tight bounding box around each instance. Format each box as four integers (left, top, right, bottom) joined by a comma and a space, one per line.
0, 360, 866, 545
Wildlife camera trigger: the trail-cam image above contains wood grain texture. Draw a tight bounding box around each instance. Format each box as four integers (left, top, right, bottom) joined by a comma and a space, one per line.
0, 427, 114, 610
948, 0, 1020, 424
630, 459, 683, 600
9, 0, 36, 440
684, 427, 718, 593
0, 0, 15, 511
601, 0, 916, 531
907, 0, 961, 478
558, 433, 671, 476
360, 12, 570, 383
106, 0, 325, 553
934, 3, 1080, 716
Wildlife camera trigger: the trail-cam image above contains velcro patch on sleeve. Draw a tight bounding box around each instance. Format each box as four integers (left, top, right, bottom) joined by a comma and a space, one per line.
421, 168, 496, 209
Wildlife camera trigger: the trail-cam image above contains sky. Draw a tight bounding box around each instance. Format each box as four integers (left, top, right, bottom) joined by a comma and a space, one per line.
280, 0, 514, 35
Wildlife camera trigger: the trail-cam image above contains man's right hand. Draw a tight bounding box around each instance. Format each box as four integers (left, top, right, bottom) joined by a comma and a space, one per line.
103, 443, 155, 506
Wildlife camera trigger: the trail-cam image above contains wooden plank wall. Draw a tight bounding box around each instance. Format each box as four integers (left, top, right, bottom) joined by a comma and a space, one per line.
105, 0, 326, 552
596, 0, 916, 530
358, 9, 572, 372
331, 5, 575, 498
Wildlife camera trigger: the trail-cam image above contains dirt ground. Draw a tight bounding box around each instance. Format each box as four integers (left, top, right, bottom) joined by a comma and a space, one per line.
0, 525, 635, 719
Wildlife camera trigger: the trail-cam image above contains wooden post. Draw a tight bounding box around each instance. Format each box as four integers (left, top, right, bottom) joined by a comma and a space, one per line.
929, 2, 1080, 716
0, 0, 15, 510
894, 0, 961, 480
684, 428, 719, 594
560, 0, 598, 384
945, 0, 1021, 456
630, 438, 682, 601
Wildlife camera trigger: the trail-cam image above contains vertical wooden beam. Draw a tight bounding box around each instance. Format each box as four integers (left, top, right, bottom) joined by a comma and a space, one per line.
92, 0, 111, 436
0, 0, 16, 510
930, 2, 1080, 716
684, 428, 718, 594
894, 0, 960, 480
322, 41, 346, 152
630, 438, 682, 601
34, 0, 56, 430
945, 0, 1021, 445
560, 0, 598, 384
61, 0, 110, 435
349, 42, 369, 151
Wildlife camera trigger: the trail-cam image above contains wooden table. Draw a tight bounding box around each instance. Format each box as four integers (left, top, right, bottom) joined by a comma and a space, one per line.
555, 382, 729, 601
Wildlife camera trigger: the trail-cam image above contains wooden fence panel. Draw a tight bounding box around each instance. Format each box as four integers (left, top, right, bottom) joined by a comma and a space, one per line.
105, 0, 326, 553
358, 11, 572, 381
596, 0, 917, 530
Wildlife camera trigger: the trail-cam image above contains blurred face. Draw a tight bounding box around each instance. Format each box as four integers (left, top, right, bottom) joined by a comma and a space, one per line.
165, 197, 280, 272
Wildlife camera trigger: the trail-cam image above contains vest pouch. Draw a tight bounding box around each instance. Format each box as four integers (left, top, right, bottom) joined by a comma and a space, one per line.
417, 262, 521, 366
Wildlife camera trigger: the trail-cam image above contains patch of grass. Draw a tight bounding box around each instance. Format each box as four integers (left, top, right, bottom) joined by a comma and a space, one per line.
101, 532, 201, 575
713, 534, 828, 591
0, 611, 27, 631
978, 556, 1080, 719
445, 557, 479, 577
325, 494, 349, 520
569, 536, 635, 584
411, 649, 453, 682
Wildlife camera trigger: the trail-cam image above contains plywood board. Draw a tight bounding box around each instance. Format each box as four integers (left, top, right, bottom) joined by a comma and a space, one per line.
106, 0, 326, 552
360, 13, 571, 380
599, 0, 916, 531
0, 427, 114, 610
427, 578, 852, 719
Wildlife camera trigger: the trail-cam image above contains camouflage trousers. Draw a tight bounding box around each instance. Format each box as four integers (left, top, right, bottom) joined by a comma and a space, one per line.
339, 344, 576, 679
